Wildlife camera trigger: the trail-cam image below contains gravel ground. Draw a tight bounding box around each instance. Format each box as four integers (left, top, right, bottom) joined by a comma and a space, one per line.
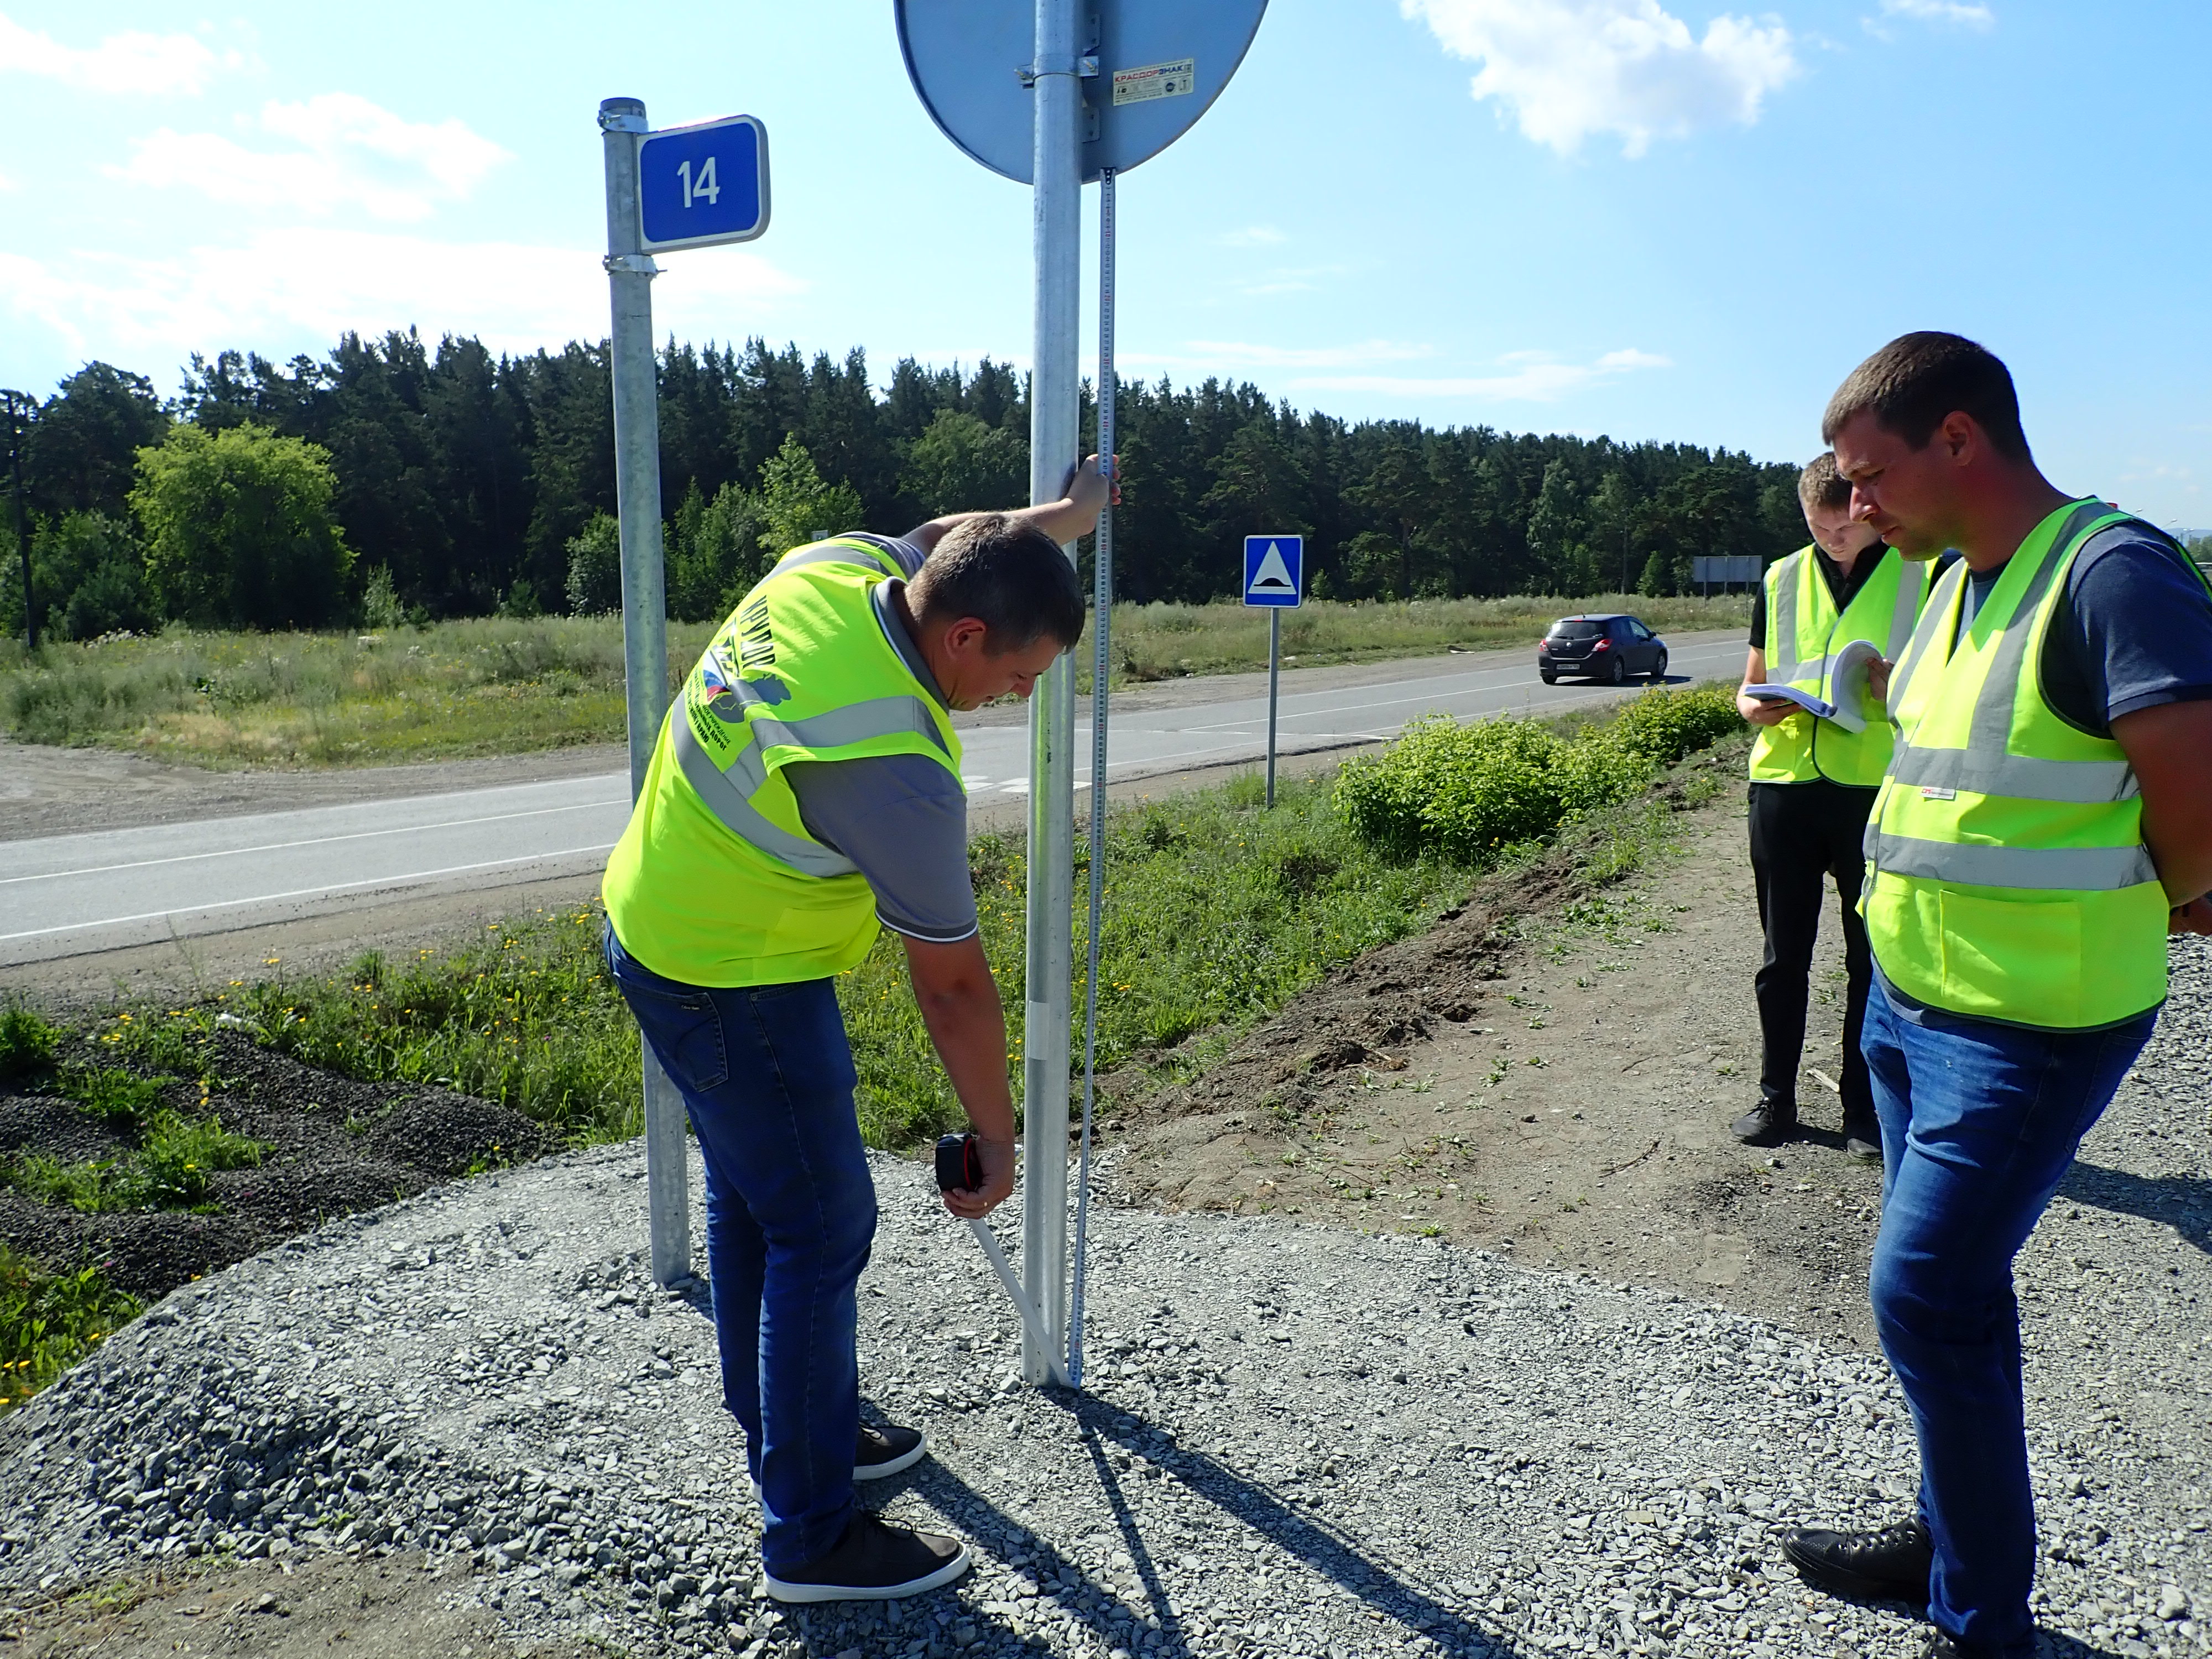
2, 946, 2206, 1659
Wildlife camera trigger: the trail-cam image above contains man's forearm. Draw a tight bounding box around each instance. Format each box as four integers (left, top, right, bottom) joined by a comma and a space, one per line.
924, 990, 1016, 1145
904, 936, 1017, 1143
2115, 701, 2212, 905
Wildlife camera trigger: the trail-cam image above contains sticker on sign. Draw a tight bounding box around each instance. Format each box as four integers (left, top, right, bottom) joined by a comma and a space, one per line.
1113, 58, 1196, 105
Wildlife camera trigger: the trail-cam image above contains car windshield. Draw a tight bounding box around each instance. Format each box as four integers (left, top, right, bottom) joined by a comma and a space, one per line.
1548, 621, 1604, 641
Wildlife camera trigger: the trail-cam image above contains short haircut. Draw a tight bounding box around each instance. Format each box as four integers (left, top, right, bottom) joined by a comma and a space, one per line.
1798, 452, 1852, 514
907, 514, 1086, 652
1821, 331, 2031, 463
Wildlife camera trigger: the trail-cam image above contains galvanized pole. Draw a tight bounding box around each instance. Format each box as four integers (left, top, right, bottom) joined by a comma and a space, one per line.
1266, 607, 1280, 807
600, 95, 690, 1289
1068, 167, 1115, 1390
1021, 0, 1082, 1387
4, 393, 33, 653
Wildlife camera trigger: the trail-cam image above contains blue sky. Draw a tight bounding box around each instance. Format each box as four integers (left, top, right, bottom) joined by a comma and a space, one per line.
3, 1, 2208, 527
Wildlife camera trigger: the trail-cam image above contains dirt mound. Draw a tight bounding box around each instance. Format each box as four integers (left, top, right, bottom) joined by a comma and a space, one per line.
1099, 739, 1905, 1350
0, 1033, 552, 1302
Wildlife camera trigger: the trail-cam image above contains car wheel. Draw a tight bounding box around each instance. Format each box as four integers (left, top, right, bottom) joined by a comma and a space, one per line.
1648, 651, 1668, 682
1540, 671, 1558, 685
1607, 656, 1627, 686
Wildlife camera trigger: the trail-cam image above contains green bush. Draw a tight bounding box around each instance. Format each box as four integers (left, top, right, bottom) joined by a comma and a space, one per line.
0, 1005, 60, 1082
1335, 687, 1743, 865
1603, 684, 1744, 767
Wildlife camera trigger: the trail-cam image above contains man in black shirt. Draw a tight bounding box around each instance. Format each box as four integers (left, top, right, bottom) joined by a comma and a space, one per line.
1733, 453, 1927, 1160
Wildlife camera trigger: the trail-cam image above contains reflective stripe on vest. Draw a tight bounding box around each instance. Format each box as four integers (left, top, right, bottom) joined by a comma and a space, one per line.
1861, 499, 2192, 1028
1748, 545, 1925, 786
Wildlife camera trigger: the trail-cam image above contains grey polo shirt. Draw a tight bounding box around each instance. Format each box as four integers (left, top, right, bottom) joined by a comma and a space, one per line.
780, 534, 979, 945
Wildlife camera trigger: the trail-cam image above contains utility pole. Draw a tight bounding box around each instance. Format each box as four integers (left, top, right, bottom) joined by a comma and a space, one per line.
6, 394, 31, 653
4, 392, 33, 652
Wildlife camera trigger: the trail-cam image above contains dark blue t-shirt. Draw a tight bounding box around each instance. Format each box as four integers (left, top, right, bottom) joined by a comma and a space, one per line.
1955, 521, 2212, 732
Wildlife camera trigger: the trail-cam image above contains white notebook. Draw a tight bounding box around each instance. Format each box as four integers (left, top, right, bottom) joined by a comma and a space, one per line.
1744, 639, 1882, 734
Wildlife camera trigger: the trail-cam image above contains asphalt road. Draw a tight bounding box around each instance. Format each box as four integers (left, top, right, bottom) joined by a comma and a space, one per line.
0, 633, 1743, 967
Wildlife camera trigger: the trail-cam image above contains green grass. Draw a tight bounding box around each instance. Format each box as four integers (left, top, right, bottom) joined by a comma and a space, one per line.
0, 593, 1749, 769
190, 769, 1482, 1151
0, 1245, 139, 1414
9, 1113, 270, 1214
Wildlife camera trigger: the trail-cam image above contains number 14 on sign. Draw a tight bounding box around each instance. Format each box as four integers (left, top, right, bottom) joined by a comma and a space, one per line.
677, 156, 719, 207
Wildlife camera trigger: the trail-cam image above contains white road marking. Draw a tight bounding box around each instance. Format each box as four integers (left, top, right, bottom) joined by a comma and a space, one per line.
0, 845, 622, 945
0, 795, 629, 887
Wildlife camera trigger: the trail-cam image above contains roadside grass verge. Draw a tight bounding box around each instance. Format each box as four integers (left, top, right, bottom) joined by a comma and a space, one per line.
0, 593, 1748, 768
2, 687, 1744, 1406
40, 684, 1743, 1156
1110, 591, 1746, 681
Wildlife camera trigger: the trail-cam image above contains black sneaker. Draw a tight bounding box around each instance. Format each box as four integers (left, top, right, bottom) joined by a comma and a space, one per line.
856, 1422, 927, 1481
1841, 1117, 1883, 1164
764, 1513, 971, 1604
1730, 1099, 1796, 1146
1781, 1516, 1933, 1601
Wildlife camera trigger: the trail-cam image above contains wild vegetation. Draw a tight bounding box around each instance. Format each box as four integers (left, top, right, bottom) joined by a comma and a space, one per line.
3, 338, 1808, 649
0, 687, 1744, 1402
0, 593, 1748, 767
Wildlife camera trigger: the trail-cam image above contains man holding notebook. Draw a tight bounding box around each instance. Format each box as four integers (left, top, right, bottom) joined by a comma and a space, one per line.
1731, 453, 1929, 1159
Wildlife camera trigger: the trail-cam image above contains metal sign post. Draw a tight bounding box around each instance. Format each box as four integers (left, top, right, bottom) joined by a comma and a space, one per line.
895, 0, 1269, 1390
1068, 168, 1115, 1389
599, 95, 769, 1288
1019, 0, 1083, 1388
1243, 535, 1303, 807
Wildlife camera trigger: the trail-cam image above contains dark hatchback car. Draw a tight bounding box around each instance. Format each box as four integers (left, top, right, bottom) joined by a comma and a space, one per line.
1537, 613, 1669, 685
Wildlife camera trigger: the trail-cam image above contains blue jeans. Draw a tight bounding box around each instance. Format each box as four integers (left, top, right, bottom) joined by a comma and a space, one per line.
604, 925, 876, 1572
1863, 974, 2156, 1655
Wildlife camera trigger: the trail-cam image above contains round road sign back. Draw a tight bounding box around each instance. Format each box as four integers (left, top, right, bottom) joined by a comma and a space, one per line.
895, 0, 1267, 184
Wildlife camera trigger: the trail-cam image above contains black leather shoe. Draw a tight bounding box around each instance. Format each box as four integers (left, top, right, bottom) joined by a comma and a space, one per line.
1921, 1633, 1964, 1657
1781, 1516, 1932, 1600
1730, 1099, 1796, 1146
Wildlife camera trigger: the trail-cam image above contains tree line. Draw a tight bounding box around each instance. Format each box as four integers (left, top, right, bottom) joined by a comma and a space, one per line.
3, 330, 1818, 641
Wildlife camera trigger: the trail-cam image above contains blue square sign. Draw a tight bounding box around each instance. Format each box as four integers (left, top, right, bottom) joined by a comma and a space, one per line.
638, 116, 769, 252
1243, 535, 1303, 607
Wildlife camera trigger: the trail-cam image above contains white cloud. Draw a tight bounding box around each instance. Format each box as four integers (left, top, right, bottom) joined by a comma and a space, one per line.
1182, 339, 1434, 369
115, 94, 512, 223
1295, 347, 1672, 401
1401, 0, 1798, 157
1215, 225, 1287, 248
0, 13, 223, 96
0, 228, 805, 364
1875, 0, 1994, 27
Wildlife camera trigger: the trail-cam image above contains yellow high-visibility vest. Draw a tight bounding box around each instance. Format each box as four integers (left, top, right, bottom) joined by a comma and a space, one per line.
1747, 544, 1928, 786
603, 538, 963, 988
1863, 500, 2199, 1029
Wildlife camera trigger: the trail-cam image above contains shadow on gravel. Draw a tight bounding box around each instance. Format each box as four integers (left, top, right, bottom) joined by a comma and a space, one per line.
886, 1396, 1516, 1658
2058, 1162, 2211, 1258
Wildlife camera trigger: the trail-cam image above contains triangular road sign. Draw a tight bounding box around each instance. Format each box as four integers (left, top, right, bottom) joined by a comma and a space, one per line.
1249, 542, 1295, 592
